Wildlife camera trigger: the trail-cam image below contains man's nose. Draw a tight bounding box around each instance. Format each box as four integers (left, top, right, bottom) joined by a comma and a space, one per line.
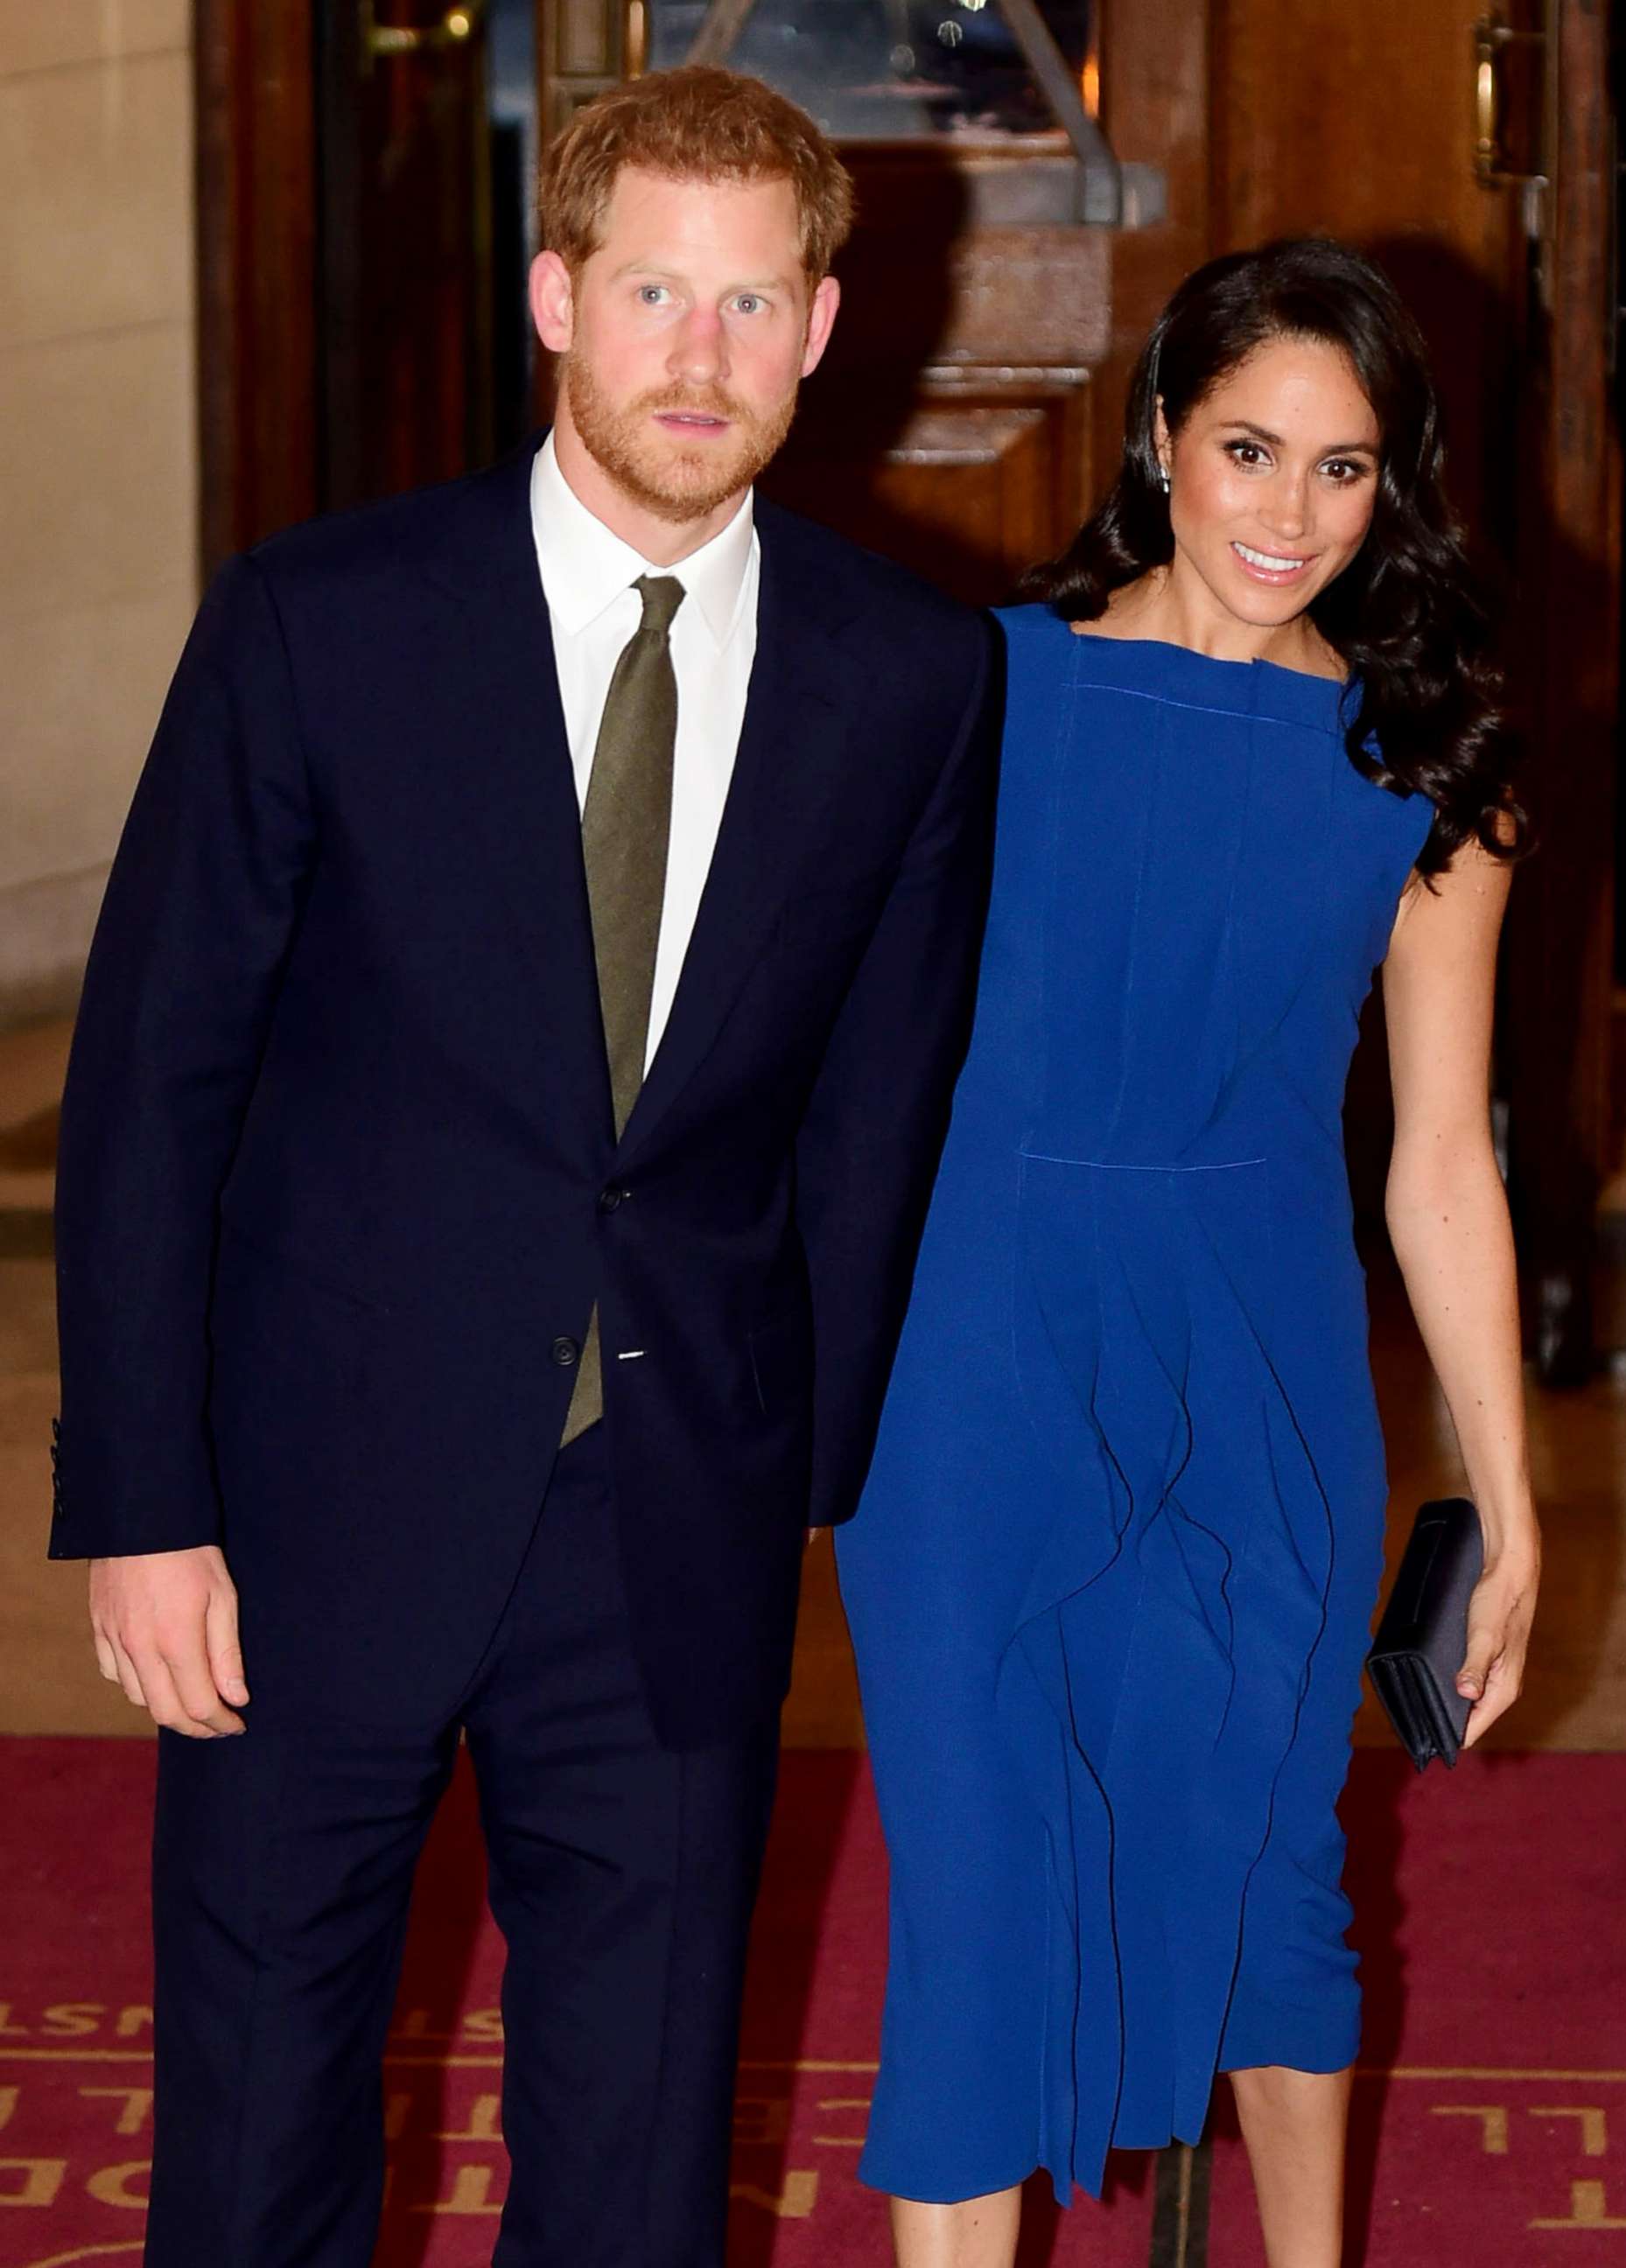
669, 305, 727, 385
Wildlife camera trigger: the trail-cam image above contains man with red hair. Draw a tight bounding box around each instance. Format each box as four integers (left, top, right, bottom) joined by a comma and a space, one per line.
53, 64, 997, 2268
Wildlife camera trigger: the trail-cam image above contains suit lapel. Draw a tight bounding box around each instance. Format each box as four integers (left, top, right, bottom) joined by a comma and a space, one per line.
617, 513, 850, 1165
422, 441, 615, 1153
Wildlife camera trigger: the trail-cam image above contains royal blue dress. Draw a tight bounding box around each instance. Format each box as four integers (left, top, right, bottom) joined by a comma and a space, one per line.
837, 608, 1433, 2204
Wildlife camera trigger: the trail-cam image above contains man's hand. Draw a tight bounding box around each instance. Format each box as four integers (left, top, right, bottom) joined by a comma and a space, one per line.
88, 1547, 249, 1736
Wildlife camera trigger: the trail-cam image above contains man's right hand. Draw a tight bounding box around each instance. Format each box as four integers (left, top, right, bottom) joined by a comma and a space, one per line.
88, 1547, 249, 1736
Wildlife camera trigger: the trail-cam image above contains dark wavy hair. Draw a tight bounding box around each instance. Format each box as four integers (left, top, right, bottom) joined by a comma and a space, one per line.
1023, 237, 1523, 872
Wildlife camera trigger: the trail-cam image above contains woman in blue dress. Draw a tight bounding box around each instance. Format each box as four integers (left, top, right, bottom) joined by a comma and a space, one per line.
837, 239, 1541, 2266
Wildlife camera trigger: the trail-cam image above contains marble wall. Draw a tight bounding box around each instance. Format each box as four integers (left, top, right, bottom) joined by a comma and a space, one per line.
0, 0, 199, 1022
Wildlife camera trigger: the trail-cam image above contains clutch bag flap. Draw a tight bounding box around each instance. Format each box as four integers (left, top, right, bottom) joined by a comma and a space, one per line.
1366, 1496, 1483, 1771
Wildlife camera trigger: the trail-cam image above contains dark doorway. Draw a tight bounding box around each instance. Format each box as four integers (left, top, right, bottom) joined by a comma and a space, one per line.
314, 0, 537, 514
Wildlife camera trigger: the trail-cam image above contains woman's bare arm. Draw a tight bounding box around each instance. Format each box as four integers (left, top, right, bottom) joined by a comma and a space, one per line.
1383, 839, 1538, 1744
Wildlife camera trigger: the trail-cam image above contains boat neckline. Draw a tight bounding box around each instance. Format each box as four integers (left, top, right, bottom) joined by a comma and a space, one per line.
1059, 620, 1348, 689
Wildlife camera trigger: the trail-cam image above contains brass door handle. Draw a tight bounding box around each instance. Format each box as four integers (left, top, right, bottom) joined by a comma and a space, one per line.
362, 0, 487, 67
1474, 15, 1548, 187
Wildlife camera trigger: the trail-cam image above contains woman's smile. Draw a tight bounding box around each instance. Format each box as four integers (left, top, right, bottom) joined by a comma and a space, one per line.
1230, 538, 1314, 582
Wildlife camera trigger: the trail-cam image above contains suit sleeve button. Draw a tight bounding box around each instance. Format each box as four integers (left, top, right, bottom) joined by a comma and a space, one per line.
550, 1335, 580, 1368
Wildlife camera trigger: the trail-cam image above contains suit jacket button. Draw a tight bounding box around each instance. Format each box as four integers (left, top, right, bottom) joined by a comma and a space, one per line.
551, 1335, 580, 1368
597, 1185, 627, 1214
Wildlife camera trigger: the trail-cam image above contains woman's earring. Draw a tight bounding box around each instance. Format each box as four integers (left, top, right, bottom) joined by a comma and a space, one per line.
1160, 468, 1171, 494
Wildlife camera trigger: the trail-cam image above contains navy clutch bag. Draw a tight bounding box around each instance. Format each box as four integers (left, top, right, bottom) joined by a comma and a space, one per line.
1366, 1497, 1484, 1771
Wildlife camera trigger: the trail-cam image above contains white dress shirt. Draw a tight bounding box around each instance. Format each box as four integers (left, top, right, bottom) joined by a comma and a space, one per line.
530, 432, 760, 1070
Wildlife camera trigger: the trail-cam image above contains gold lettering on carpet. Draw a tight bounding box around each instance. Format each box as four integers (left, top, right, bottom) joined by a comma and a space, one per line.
0, 2160, 67, 2207
40, 2012, 102, 2040
411, 2163, 506, 2215
0, 2055, 151, 2067
3, 2007, 1626, 2255
1530, 2104, 1608, 2155
729, 2172, 818, 2217
75, 2093, 151, 2139
81, 2166, 147, 2210
1373, 2066, 1626, 2082
383, 2052, 502, 2067
1432, 2104, 1510, 2152
434, 2092, 501, 2142
19, 2245, 143, 2268
732, 2096, 791, 2146
812, 2096, 872, 2146
1529, 2179, 1626, 2229
737, 2058, 880, 2073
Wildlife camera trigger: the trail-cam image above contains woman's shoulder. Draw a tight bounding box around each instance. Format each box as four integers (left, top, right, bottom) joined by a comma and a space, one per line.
992, 599, 1071, 648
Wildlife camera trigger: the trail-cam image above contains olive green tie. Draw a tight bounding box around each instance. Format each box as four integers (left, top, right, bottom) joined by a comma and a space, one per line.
562, 574, 685, 1445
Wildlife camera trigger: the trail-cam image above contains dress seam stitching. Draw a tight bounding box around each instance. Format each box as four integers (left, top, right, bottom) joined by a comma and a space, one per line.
1064, 680, 1340, 732
1019, 1152, 1267, 1172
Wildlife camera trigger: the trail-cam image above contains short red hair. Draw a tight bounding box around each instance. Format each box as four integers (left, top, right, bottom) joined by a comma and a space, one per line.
539, 66, 855, 284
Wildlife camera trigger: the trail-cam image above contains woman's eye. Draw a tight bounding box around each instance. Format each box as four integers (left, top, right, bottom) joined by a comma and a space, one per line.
1323, 458, 1368, 484
1226, 441, 1267, 467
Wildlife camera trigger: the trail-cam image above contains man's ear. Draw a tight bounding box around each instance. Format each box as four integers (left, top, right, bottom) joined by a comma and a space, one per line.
800, 275, 841, 380
530, 251, 575, 354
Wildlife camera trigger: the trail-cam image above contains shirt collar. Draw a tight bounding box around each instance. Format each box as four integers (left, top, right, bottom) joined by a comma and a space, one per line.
531, 430, 755, 650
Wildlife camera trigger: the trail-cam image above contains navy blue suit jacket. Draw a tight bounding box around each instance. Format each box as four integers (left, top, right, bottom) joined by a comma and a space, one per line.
50, 438, 999, 1746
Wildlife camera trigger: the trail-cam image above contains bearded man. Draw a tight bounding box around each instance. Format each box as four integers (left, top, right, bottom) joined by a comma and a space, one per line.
49, 62, 998, 2268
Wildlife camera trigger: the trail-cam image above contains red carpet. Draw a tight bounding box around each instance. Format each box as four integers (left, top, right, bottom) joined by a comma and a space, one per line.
0, 1739, 1620, 2266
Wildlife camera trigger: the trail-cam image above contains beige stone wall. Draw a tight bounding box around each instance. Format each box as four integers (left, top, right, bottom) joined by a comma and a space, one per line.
0, 0, 199, 1023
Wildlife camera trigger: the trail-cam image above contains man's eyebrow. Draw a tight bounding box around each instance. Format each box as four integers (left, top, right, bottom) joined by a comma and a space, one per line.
607, 259, 796, 291
1220, 418, 1377, 455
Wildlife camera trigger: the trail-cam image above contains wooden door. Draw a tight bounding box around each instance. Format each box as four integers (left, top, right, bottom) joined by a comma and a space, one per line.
1211, 0, 1532, 613
317, 0, 495, 513
197, 0, 506, 562
1209, 0, 1621, 1365
196, 0, 321, 566
1494, 0, 1621, 1377
762, 147, 1110, 606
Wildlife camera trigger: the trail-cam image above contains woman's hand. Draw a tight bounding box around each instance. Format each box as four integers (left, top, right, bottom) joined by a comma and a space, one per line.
1458, 1533, 1539, 1745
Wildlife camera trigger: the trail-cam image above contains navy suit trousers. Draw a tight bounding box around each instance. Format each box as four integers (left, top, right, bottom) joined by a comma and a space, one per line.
144, 1427, 781, 2268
